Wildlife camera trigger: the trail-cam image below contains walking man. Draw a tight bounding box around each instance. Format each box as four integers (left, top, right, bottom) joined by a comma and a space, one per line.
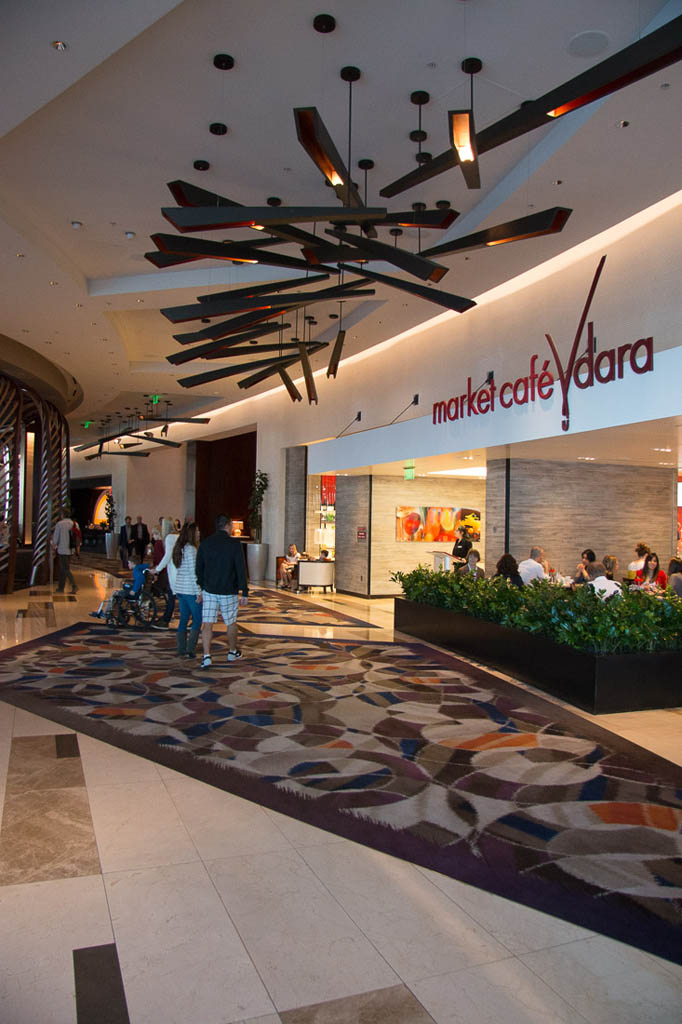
133, 515, 149, 561
119, 515, 133, 569
52, 509, 78, 594
196, 513, 248, 668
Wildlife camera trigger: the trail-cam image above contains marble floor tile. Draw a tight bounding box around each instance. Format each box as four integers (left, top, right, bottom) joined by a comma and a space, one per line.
300, 842, 510, 983
164, 773, 294, 860
0, 785, 100, 885
0, 874, 113, 1024
280, 983, 435, 1023
105, 861, 275, 1024
86, 779, 199, 872
416, 865, 594, 954
12, 706, 74, 736
207, 847, 399, 1011
520, 935, 682, 1024
4, 734, 86, 796
0, 700, 15, 743
78, 732, 162, 786
410, 957, 590, 1024
262, 806, 347, 849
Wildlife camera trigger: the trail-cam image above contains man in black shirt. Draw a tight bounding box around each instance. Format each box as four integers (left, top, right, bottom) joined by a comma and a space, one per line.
195, 513, 248, 669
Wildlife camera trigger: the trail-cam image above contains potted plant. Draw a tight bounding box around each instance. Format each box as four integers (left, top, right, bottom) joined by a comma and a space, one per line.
104, 492, 119, 559
246, 469, 269, 581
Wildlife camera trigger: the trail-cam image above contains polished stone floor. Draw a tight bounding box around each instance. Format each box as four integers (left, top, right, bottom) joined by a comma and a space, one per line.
0, 564, 680, 1023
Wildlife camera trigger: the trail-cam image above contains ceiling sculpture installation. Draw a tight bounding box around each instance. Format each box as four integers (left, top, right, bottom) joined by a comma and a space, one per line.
148, 13, 682, 405
73, 398, 211, 459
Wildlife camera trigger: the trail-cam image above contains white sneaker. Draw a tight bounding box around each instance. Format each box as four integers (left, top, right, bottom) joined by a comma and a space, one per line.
200, 655, 212, 668
227, 649, 242, 661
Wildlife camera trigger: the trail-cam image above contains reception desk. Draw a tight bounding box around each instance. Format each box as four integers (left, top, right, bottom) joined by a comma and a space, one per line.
431, 551, 453, 572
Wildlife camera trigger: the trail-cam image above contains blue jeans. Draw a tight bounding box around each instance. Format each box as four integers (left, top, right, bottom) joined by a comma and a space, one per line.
177, 593, 202, 632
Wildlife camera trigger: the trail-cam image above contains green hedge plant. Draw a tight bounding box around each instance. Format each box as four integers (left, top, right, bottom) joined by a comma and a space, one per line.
391, 566, 682, 655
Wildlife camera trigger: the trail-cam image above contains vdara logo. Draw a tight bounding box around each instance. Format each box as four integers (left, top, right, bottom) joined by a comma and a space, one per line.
432, 255, 654, 432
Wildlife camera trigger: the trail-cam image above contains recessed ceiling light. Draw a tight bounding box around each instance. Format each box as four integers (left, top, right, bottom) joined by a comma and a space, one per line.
75, 303, 83, 308
124, 231, 136, 239
652, 447, 672, 452
51, 40, 68, 51
90, 321, 97, 326
49, 280, 58, 286
213, 53, 235, 70
209, 122, 228, 135
21, 329, 29, 334
659, 461, 675, 466
617, 120, 630, 128
566, 31, 609, 58
16, 252, 25, 258
313, 13, 336, 33
577, 456, 596, 461
193, 159, 210, 171
71, 220, 83, 229
136, 298, 144, 303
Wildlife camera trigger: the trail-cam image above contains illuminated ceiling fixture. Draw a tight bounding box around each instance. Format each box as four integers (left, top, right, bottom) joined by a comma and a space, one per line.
160, 204, 386, 233
160, 280, 375, 323
420, 207, 572, 259
178, 343, 327, 389
448, 58, 482, 189
294, 97, 363, 208
380, 14, 682, 198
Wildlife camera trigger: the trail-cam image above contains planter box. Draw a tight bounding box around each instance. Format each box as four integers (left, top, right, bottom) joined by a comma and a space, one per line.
394, 598, 682, 714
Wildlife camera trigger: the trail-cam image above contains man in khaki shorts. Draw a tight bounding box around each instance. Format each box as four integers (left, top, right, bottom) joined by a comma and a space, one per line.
195, 513, 248, 669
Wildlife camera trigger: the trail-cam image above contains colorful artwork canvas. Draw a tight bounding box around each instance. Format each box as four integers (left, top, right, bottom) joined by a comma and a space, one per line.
396, 506, 481, 542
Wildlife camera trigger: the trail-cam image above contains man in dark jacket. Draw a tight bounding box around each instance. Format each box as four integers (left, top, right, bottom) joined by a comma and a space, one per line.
195, 513, 248, 668
133, 516, 150, 561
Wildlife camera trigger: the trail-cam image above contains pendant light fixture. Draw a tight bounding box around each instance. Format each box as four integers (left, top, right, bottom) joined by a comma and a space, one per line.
420, 206, 572, 258
449, 58, 482, 189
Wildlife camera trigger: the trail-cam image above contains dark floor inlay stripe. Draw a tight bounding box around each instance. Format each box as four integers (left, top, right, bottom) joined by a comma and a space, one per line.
73, 943, 130, 1024
56, 734, 80, 758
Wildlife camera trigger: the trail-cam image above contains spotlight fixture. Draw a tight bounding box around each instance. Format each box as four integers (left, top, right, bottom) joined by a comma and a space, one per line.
71, 220, 83, 229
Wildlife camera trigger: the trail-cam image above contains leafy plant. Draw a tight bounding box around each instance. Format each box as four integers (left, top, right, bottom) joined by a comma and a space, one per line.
104, 492, 117, 532
247, 469, 269, 542
391, 566, 682, 655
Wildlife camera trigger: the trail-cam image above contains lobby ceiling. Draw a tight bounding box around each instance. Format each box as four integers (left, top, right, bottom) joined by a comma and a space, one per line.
1, 0, 680, 445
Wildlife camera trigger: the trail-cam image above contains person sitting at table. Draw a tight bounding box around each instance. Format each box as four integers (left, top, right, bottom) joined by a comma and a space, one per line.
319, 549, 332, 561
634, 552, 667, 591
587, 562, 622, 600
627, 541, 650, 576
667, 558, 682, 597
279, 543, 301, 589
494, 553, 523, 588
518, 547, 548, 585
573, 548, 596, 584
602, 554, 619, 581
458, 549, 485, 581
451, 526, 472, 567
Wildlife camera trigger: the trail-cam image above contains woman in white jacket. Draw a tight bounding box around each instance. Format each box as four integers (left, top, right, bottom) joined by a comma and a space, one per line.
171, 522, 202, 657
153, 517, 179, 627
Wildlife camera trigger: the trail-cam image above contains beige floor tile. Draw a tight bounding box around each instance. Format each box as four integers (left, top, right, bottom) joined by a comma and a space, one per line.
263, 806, 347, 848
300, 842, 510, 983
164, 773, 294, 859
4, 734, 86, 796
12, 707, 74, 737
410, 957, 589, 1024
416, 865, 594, 954
0, 874, 113, 1024
105, 861, 275, 1024
520, 935, 682, 1024
77, 732, 163, 786
207, 847, 399, 1011
86, 779, 199, 872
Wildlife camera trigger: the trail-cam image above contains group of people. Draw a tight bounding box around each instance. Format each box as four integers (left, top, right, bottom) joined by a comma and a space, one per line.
450, 528, 682, 601
109, 513, 248, 668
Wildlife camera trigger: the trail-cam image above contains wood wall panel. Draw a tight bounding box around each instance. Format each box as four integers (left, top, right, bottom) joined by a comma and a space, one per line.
194, 431, 256, 539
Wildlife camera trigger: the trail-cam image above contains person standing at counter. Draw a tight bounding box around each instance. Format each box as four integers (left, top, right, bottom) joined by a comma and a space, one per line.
518, 547, 548, 585
451, 526, 472, 567
458, 549, 485, 580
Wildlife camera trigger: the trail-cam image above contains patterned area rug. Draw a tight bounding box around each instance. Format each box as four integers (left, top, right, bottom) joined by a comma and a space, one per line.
240, 587, 376, 628
0, 622, 680, 965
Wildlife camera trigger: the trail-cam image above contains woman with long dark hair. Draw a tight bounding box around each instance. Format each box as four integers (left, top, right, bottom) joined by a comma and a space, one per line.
634, 551, 667, 591
171, 521, 202, 657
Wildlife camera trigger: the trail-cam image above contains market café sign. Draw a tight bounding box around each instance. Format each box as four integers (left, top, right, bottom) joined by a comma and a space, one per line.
433, 255, 654, 432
